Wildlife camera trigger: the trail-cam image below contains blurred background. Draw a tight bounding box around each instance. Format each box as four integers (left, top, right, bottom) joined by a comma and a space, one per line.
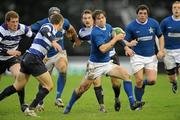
0, 0, 176, 73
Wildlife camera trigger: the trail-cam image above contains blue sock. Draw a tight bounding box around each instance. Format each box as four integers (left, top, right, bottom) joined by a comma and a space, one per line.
67, 90, 80, 109
143, 79, 154, 86
123, 81, 135, 105
56, 73, 66, 99
143, 79, 148, 86
134, 86, 144, 101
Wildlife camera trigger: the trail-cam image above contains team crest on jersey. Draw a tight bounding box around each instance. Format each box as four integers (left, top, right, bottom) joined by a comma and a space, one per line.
149, 27, 154, 33
109, 32, 111, 37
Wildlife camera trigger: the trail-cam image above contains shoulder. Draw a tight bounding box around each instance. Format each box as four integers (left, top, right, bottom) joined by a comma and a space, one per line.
0, 23, 7, 31
64, 18, 70, 24
79, 27, 87, 35
91, 26, 101, 35
0, 24, 7, 35
41, 23, 53, 30
63, 18, 70, 30
161, 16, 171, 23
126, 20, 136, 31
148, 17, 159, 24
39, 18, 49, 23
106, 23, 112, 28
127, 20, 136, 28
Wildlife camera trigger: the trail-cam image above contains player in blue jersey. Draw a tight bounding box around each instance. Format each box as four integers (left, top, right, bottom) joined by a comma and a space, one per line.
160, 1, 180, 94
0, 13, 64, 117
0, 11, 34, 112
31, 7, 81, 110
64, 10, 144, 114
79, 9, 122, 112
124, 4, 165, 109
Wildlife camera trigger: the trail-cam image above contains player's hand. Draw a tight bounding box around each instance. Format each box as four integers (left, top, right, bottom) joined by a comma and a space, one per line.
115, 33, 125, 41
157, 50, 165, 59
7, 50, 21, 57
43, 56, 49, 63
73, 39, 81, 48
52, 41, 62, 52
124, 46, 135, 57
128, 39, 138, 47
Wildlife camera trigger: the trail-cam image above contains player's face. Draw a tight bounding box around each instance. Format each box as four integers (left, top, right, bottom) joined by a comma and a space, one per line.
172, 3, 180, 18
95, 13, 106, 28
137, 10, 148, 23
7, 18, 19, 31
82, 13, 93, 28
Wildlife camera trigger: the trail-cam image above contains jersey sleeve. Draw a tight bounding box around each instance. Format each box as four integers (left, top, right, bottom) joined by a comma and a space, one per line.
63, 18, 70, 30
40, 25, 55, 41
160, 19, 166, 34
154, 20, 162, 37
31, 19, 45, 33
24, 25, 33, 37
124, 25, 133, 41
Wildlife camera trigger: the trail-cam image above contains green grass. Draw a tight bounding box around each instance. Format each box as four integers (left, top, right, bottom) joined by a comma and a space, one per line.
0, 74, 180, 120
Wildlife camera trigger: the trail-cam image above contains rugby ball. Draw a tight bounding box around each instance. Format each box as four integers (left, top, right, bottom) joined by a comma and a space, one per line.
113, 27, 125, 35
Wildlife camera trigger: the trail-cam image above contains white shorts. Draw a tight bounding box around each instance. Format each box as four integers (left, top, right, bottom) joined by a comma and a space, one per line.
84, 60, 117, 80
164, 49, 180, 70
130, 54, 158, 74
45, 50, 67, 71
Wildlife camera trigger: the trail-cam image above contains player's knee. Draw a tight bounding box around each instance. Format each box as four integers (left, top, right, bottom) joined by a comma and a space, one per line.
121, 73, 130, 80
148, 80, 156, 85
111, 79, 120, 86
58, 64, 67, 73
93, 79, 101, 87
12, 72, 19, 79
166, 68, 176, 75
136, 79, 143, 87
78, 85, 89, 94
44, 82, 54, 91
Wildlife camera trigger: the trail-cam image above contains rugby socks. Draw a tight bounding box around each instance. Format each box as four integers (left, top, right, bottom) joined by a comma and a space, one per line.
94, 86, 104, 105
143, 79, 154, 86
38, 84, 43, 105
0, 85, 17, 101
112, 85, 120, 98
66, 90, 80, 109
17, 87, 25, 105
170, 80, 177, 85
134, 86, 144, 101
29, 87, 49, 109
56, 73, 66, 99
123, 81, 135, 105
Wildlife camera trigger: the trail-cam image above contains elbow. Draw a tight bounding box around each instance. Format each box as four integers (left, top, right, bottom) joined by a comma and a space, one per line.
99, 47, 107, 53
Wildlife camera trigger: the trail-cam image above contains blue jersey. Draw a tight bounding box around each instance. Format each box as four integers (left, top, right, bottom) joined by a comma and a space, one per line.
125, 18, 162, 56
160, 16, 180, 50
31, 17, 70, 57
89, 24, 113, 62
28, 23, 57, 60
79, 26, 116, 57
0, 23, 33, 60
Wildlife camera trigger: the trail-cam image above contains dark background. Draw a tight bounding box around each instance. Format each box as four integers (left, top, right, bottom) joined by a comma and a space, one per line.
0, 0, 175, 56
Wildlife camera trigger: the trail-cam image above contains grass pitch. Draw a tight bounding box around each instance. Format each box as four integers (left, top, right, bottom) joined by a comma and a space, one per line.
0, 74, 180, 120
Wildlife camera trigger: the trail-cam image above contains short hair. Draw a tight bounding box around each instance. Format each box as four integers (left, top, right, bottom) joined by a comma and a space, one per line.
48, 7, 61, 17
81, 9, 93, 18
92, 9, 106, 20
136, 4, 150, 15
172, 1, 180, 6
49, 13, 64, 25
5, 10, 19, 23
